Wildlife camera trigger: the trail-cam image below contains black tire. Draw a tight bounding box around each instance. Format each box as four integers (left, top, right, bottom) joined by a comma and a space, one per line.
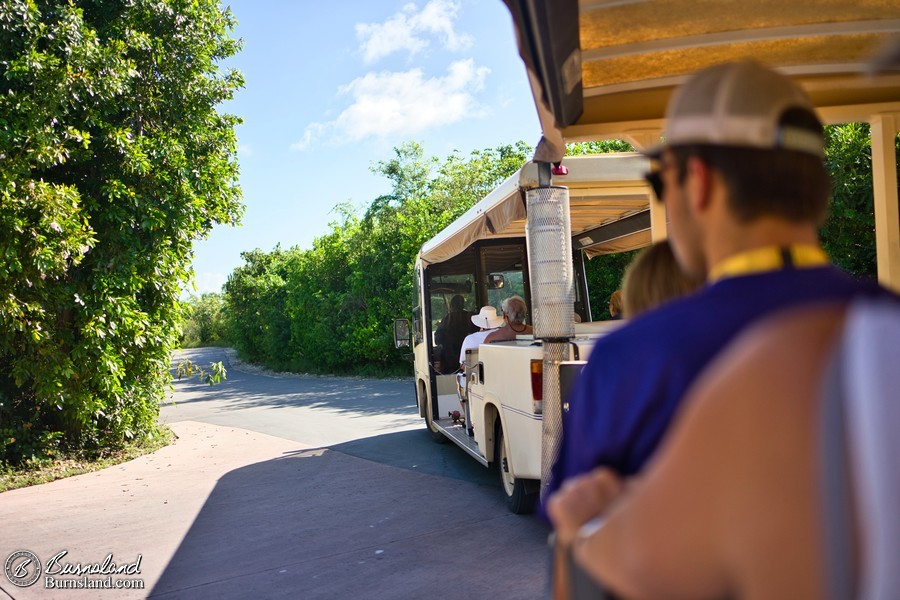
494, 422, 537, 514
421, 383, 447, 444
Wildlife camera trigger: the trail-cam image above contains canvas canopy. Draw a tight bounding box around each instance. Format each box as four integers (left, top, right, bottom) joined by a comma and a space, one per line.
418, 153, 652, 265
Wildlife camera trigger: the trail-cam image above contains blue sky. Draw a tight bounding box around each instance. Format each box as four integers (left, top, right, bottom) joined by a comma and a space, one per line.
189, 0, 541, 294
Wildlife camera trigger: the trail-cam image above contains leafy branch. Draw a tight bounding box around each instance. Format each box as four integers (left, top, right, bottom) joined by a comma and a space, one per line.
174, 359, 226, 386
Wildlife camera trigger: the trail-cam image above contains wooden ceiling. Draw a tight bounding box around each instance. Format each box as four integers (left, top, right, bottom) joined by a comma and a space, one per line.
505, 0, 900, 151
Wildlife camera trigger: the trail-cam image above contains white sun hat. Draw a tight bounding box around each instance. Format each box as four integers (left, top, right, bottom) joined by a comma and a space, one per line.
471, 306, 504, 329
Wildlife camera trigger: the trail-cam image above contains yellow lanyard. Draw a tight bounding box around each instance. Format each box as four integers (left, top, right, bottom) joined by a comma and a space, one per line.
708, 245, 830, 283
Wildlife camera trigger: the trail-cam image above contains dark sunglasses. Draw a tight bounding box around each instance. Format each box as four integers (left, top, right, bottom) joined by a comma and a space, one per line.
644, 169, 665, 203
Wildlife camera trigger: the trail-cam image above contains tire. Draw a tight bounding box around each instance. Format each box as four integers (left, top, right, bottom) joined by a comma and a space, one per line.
494, 422, 537, 514
421, 382, 448, 444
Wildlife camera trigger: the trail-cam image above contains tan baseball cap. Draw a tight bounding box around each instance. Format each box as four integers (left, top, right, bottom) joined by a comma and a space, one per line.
645, 61, 824, 158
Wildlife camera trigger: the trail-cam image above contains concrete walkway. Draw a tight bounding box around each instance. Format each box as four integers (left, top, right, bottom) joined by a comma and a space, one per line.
0, 421, 549, 599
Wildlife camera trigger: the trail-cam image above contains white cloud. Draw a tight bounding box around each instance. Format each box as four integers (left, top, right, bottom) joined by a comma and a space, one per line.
290, 123, 327, 152
292, 59, 490, 150
415, 0, 471, 51
356, 0, 472, 64
237, 144, 253, 157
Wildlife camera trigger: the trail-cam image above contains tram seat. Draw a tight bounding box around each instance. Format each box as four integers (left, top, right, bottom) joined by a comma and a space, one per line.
458, 348, 479, 402
822, 298, 900, 600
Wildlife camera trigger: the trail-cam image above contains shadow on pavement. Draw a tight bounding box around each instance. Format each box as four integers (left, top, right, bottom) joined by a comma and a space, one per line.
149, 432, 549, 600
329, 429, 500, 488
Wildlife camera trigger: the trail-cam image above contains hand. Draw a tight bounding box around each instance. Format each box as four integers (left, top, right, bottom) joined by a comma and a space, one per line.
546, 467, 624, 548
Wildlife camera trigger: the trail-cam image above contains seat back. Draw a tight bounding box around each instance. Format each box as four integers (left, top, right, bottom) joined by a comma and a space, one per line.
822, 298, 900, 600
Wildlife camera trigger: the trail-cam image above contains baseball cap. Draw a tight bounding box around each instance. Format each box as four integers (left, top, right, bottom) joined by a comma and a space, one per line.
645, 61, 824, 159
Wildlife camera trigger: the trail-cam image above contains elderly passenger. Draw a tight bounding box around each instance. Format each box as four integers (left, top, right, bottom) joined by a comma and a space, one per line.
485, 295, 533, 343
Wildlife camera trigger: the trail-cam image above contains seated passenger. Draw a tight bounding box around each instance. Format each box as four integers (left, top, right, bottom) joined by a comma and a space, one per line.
484, 295, 533, 343
544, 61, 895, 513
547, 299, 900, 600
434, 294, 475, 374
620, 240, 703, 319
459, 305, 505, 365
456, 306, 504, 420
607, 290, 622, 320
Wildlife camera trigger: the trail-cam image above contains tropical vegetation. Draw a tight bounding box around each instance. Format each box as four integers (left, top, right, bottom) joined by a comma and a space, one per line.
0, 1, 892, 470
207, 125, 890, 378
0, 0, 243, 467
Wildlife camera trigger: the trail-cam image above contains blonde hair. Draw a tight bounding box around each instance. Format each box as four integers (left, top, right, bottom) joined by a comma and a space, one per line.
622, 241, 702, 318
608, 290, 623, 317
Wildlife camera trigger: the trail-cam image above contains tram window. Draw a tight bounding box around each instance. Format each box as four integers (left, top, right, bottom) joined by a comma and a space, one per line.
481, 245, 528, 315
429, 273, 476, 374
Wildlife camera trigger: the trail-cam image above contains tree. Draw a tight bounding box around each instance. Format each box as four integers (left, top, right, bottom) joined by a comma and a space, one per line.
0, 0, 243, 465
181, 293, 229, 348
821, 123, 898, 280
223, 247, 294, 369
225, 142, 532, 376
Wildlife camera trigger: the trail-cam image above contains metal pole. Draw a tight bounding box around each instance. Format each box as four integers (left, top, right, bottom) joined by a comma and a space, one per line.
525, 164, 575, 501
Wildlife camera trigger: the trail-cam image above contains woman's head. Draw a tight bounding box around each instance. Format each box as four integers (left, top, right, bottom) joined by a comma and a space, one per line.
608, 290, 623, 318
622, 240, 703, 318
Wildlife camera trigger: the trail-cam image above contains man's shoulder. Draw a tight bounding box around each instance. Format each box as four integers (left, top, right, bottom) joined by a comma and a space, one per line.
465, 329, 492, 344
483, 328, 506, 343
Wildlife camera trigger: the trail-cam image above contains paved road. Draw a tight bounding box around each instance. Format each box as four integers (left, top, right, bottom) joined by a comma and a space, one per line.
163, 347, 502, 486
156, 348, 553, 598
0, 348, 550, 600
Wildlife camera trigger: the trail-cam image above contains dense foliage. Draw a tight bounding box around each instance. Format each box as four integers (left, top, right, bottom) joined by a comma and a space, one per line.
0, 0, 243, 466
215, 126, 890, 378
224, 141, 531, 375
180, 293, 229, 348
820, 123, 898, 278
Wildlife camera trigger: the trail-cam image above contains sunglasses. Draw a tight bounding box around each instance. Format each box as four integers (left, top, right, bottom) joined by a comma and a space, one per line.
643, 156, 680, 203
644, 170, 665, 203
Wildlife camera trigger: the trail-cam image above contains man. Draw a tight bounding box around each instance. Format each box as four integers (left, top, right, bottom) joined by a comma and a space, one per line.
549, 299, 900, 599
547, 61, 896, 502
484, 295, 533, 343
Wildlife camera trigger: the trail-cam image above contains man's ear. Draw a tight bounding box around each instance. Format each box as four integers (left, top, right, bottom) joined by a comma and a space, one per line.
685, 156, 714, 214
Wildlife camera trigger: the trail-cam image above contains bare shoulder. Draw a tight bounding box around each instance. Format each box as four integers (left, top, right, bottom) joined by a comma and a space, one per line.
678, 302, 849, 598
484, 327, 510, 343
581, 303, 849, 599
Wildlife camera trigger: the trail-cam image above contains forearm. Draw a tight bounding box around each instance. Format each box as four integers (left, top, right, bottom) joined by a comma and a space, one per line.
547, 469, 626, 599
552, 541, 571, 600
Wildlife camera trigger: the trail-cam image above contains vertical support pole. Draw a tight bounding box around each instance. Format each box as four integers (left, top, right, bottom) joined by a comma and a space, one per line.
541, 341, 568, 502
870, 114, 900, 293
649, 195, 668, 242
526, 165, 575, 502
541, 342, 569, 501
623, 129, 667, 241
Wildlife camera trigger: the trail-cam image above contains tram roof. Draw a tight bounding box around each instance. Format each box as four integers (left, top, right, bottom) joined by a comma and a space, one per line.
502, 0, 900, 156
418, 153, 653, 265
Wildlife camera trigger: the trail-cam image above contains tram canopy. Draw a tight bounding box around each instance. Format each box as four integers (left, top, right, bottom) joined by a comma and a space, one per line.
418, 154, 653, 265
502, 0, 900, 290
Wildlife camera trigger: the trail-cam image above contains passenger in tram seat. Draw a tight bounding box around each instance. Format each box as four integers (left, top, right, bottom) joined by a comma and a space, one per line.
620, 240, 702, 319
434, 294, 475, 374
484, 295, 533, 343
